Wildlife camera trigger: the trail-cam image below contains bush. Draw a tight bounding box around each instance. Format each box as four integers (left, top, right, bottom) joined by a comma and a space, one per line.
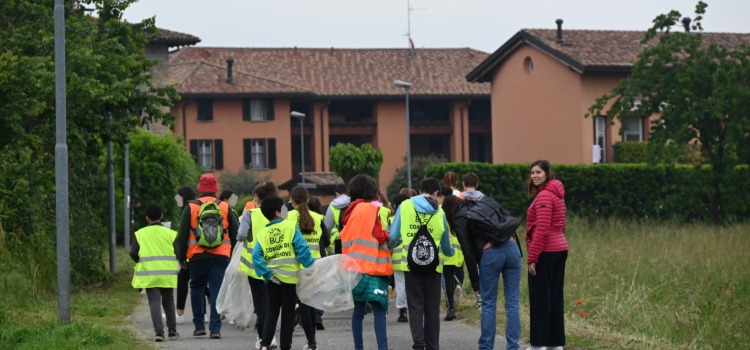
218, 167, 269, 198
614, 142, 648, 163
425, 162, 750, 222
329, 143, 383, 184
386, 154, 448, 199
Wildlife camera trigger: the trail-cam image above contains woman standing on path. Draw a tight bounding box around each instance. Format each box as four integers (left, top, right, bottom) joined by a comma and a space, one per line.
526, 160, 568, 350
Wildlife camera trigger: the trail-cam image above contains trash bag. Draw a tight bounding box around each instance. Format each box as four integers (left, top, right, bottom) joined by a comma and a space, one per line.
215, 243, 254, 329
297, 255, 362, 312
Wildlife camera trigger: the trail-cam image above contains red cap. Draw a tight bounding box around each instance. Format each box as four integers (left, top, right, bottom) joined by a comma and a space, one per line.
197, 173, 218, 193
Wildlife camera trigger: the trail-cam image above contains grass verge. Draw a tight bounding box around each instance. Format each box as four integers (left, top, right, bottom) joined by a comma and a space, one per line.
453, 217, 750, 349
0, 247, 150, 350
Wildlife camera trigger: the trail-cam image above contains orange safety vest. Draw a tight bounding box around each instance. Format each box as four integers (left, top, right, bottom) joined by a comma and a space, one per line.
340, 203, 392, 276
187, 196, 231, 259
245, 201, 256, 210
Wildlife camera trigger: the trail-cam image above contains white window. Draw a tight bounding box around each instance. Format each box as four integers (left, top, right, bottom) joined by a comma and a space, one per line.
595, 116, 607, 163
250, 100, 265, 121
198, 141, 213, 169
243, 99, 274, 121
251, 139, 266, 168
623, 118, 643, 142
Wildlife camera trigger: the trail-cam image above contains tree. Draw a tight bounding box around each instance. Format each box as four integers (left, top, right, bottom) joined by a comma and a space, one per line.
329, 143, 383, 184
587, 1, 750, 223
386, 154, 448, 199
0, 0, 178, 287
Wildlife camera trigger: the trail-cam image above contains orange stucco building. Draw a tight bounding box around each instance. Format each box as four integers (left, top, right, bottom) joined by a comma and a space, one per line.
169, 47, 491, 192
467, 20, 750, 165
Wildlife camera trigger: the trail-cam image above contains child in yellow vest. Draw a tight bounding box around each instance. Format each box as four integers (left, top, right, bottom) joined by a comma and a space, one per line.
130, 204, 179, 342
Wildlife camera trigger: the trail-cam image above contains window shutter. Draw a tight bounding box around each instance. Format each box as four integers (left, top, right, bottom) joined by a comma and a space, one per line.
266, 99, 275, 121
242, 99, 250, 121
213, 139, 223, 170
189, 140, 198, 162
243, 139, 252, 168
267, 138, 276, 169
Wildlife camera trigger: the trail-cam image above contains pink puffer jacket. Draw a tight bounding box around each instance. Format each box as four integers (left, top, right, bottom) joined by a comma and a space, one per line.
525, 179, 568, 264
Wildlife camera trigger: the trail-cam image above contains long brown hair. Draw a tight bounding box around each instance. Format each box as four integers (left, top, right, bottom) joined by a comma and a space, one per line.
253, 181, 278, 201
290, 185, 314, 233
527, 159, 555, 196
441, 195, 462, 232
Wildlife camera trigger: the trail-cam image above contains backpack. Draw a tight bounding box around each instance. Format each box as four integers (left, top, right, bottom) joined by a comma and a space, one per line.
465, 195, 521, 246
190, 199, 226, 248
406, 209, 438, 273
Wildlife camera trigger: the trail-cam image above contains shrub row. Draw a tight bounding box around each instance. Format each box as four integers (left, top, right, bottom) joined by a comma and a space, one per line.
425, 162, 750, 222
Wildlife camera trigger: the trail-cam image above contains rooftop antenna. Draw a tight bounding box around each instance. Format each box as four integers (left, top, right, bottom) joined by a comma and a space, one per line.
405, 0, 426, 56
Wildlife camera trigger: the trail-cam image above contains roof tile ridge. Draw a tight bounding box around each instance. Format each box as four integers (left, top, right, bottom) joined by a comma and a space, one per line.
169, 61, 202, 84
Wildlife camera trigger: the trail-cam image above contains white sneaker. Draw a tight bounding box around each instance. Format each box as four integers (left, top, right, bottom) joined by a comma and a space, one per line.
550, 347, 563, 350
255, 336, 261, 349
454, 285, 462, 306
526, 347, 547, 350
175, 313, 185, 324
302, 342, 318, 350
270, 336, 278, 349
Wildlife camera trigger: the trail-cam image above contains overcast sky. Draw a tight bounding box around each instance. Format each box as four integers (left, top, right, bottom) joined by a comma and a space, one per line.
122, 0, 749, 53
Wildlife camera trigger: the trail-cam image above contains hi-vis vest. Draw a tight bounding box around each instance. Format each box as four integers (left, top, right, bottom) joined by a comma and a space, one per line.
327, 206, 344, 252
441, 234, 464, 267
340, 203, 393, 276
187, 196, 231, 259
132, 224, 179, 289
393, 199, 446, 273
258, 220, 302, 284
286, 210, 325, 259
239, 209, 269, 280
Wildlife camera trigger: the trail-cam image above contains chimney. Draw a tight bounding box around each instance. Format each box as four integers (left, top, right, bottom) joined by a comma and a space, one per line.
226, 56, 234, 84
556, 19, 564, 42
682, 17, 691, 33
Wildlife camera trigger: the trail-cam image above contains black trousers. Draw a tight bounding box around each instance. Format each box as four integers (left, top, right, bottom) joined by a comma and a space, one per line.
299, 302, 317, 347
528, 251, 567, 347
443, 265, 458, 309
176, 267, 190, 310
262, 281, 298, 350
405, 271, 441, 350
248, 276, 268, 338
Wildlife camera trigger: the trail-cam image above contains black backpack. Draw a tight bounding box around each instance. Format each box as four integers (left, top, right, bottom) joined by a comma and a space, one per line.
406, 209, 438, 273
465, 195, 521, 246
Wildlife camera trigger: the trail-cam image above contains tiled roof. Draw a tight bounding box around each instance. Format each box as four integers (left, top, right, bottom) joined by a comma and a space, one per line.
467, 29, 750, 82
148, 28, 201, 47
169, 47, 490, 97
168, 61, 310, 96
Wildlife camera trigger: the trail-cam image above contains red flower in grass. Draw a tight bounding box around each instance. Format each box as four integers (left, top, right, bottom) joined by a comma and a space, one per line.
577, 299, 583, 305
577, 310, 589, 318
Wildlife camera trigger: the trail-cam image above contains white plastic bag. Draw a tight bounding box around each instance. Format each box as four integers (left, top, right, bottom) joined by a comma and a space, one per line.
296, 255, 362, 312
215, 243, 254, 329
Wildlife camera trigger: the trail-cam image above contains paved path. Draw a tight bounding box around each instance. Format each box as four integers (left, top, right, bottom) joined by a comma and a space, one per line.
132, 288, 510, 349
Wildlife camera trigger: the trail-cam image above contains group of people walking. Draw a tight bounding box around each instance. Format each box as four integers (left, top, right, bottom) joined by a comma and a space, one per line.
130, 160, 569, 350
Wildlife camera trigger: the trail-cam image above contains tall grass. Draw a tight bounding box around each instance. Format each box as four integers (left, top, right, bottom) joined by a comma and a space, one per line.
457, 218, 750, 349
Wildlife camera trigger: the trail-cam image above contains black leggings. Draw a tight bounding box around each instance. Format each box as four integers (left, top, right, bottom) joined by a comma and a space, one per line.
528, 251, 567, 347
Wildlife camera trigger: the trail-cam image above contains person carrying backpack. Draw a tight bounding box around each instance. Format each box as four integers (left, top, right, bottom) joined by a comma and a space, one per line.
176, 173, 239, 340
453, 172, 522, 350
389, 178, 454, 350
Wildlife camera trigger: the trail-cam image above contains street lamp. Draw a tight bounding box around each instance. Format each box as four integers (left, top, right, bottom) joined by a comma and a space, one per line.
393, 79, 412, 190
291, 111, 306, 183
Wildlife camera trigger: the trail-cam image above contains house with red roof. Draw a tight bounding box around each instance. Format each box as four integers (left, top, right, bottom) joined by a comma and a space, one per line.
168, 46, 492, 190
467, 20, 750, 164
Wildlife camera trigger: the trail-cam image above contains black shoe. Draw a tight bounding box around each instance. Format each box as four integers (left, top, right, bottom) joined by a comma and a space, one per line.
193, 328, 206, 336
315, 319, 325, 330
397, 308, 408, 322
210, 332, 221, 339
155, 331, 165, 342
444, 308, 457, 321
168, 330, 180, 339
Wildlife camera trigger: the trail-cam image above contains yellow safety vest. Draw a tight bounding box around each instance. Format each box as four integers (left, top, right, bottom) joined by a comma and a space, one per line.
257, 220, 302, 284
393, 199, 446, 273
239, 209, 269, 280
327, 206, 343, 253
286, 210, 324, 259
441, 233, 464, 267
132, 224, 179, 289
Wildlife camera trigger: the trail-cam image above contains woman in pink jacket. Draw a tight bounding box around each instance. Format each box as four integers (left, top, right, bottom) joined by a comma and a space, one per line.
525, 160, 568, 350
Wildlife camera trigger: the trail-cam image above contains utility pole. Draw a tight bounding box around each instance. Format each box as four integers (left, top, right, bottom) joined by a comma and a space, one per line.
123, 142, 130, 250
108, 115, 116, 273
54, 0, 71, 323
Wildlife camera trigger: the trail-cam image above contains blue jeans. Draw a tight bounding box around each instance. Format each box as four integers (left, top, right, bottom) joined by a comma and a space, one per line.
352, 301, 388, 350
479, 240, 522, 350
188, 256, 229, 334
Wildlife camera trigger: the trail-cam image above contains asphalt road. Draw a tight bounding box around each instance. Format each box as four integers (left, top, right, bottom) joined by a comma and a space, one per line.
132, 288, 511, 350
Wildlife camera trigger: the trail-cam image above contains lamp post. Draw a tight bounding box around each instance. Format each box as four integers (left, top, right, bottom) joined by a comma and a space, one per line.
291, 111, 306, 183
394, 79, 412, 190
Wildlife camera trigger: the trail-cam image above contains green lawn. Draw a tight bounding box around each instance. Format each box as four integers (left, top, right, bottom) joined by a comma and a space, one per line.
455, 217, 750, 349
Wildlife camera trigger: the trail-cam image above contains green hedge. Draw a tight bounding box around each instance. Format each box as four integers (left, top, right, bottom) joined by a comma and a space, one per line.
614, 142, 648, 163
425, 163, 750, 222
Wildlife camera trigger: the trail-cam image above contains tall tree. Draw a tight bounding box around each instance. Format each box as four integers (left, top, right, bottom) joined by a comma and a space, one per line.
0, 0, 178, 286
329, 143, 383, 184
587, 1, 750, 223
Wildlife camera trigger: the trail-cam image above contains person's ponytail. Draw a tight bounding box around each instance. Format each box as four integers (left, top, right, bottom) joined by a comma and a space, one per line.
291, 186, 314, 233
